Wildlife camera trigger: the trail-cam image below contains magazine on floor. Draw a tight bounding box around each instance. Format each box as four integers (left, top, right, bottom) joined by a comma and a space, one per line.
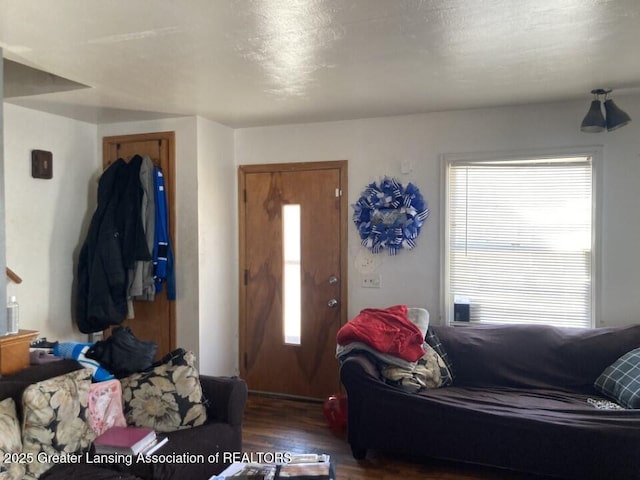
213, 462, 277, 480
212, 454, 333, 480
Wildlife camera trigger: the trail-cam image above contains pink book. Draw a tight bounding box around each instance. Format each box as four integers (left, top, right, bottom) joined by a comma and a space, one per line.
93, 426, 156, 454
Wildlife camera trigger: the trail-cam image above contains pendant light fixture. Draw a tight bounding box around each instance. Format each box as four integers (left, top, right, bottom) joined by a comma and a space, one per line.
581, 89, 632, 132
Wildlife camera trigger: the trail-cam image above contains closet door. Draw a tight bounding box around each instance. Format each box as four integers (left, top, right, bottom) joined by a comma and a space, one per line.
102, 131, 176, 359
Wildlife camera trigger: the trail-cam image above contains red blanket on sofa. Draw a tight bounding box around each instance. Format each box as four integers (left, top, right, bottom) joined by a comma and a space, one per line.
336, 305, 425, 362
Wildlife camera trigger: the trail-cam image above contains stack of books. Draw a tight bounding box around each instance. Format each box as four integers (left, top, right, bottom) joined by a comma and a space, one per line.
93, 426, 168, 456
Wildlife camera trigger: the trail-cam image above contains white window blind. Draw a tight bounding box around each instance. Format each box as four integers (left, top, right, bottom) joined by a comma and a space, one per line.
445, 156, 594, 328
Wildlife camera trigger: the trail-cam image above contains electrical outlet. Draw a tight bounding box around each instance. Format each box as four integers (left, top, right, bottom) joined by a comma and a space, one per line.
362, 274, 382, 288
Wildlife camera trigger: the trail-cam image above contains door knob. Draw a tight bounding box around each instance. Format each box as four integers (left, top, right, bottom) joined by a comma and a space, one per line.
328, 275, 339, 285
327, 299, 338, 308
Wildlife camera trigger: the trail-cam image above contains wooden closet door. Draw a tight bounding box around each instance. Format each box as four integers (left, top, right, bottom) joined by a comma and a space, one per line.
102, 131, 176, 359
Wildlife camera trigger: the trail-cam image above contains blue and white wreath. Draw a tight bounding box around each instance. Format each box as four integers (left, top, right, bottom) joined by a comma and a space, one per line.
353, 177, 429, 255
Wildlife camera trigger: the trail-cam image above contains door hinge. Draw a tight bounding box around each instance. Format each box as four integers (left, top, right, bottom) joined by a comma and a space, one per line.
335, 188, 342, 197
244, 269, 249, 285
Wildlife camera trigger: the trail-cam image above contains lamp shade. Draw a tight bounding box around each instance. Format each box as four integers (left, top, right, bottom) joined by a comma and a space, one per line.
604, 99, 632, 131
580, 100, 606, 132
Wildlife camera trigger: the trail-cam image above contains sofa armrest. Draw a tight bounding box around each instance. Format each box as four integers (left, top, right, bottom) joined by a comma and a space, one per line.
346, 353, 379, 376
200, 375, 248, 426
340, 353, 386, 388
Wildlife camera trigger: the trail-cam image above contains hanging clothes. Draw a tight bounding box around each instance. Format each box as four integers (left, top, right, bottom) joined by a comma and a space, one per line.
153, 166, 176, 300
77, 157, 151, 334
117, 155, 152, 269
129, 155, 156, 302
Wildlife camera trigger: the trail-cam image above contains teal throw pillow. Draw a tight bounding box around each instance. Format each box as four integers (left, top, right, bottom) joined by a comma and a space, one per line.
594, 347, 640, 408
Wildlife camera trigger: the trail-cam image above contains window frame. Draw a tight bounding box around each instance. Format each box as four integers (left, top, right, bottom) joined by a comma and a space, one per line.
440, 146, 603, 328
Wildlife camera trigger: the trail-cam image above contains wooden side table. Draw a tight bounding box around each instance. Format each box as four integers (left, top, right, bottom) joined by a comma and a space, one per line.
0, 329, 39, 376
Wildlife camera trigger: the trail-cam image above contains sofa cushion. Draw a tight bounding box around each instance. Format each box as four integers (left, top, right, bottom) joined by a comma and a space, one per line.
594, 347, 640, 408
21, 368, 95, 478
432, 324, 640, 390
120, 349, 207, 433
0, 397, 26, 480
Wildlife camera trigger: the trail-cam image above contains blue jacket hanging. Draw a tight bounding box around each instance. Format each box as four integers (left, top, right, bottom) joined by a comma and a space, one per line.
153, 167, 176, 300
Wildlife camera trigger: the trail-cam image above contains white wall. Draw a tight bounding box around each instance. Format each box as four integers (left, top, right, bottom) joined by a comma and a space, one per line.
97, 117, 237, 375
3, 110, 238, 373
235, 95, 640, 327
4, 103, 98, 340
97, 116, 238, 374
196, 117, 237, 375
0, 102, 249, 373
97, 117, 201, 360
4, 93, 639, 377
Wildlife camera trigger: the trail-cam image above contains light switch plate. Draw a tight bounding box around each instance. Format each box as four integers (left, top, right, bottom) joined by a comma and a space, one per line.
362, 274, 382, 288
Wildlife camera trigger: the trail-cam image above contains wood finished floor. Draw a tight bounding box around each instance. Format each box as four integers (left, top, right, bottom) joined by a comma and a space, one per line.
242, 394, 548, 480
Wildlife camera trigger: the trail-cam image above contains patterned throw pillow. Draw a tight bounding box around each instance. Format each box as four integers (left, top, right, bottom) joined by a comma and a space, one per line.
594, 347, 640, 408
21, 368, 95, 479
120, 349, 208, 433
381, 343, 453, 393
87, 379, 127, 436
0, 397, 26, 480
425, 327, 455, 384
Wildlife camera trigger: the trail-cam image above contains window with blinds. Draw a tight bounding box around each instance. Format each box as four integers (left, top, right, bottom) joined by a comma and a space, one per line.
443, 154, 595, 328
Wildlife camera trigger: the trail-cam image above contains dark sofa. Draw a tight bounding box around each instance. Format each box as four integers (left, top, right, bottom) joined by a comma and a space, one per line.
0, 359, 248, 480
340, 323, 640, 479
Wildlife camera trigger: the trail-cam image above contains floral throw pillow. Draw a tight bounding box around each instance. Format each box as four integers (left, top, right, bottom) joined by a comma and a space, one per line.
21, 368, 95, 479
120, 349, 208, 433
0, 397, 26, 480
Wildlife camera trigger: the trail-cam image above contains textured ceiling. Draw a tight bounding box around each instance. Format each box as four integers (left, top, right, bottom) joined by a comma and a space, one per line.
1, 0, 640, 127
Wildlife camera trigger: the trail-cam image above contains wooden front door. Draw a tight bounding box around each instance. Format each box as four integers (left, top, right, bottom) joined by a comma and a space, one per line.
102, 131, 176, 359
239, 161, 348, 399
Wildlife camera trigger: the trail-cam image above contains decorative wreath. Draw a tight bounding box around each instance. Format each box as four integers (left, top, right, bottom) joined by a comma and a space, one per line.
353, 177, 429, 255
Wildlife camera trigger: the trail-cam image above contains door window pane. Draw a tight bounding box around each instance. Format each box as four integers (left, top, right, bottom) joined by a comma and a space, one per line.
283, 204, 301, 345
